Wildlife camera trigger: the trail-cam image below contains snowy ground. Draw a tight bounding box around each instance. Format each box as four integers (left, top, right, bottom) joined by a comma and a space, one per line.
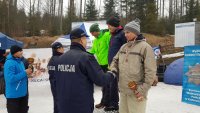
0, 82, 200, 113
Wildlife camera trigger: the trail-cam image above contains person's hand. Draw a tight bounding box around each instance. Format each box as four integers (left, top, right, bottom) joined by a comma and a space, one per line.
28, 64, 34, 72
134, 91, 144, 101
128, 81, 144, 101
26, 68, 33, 78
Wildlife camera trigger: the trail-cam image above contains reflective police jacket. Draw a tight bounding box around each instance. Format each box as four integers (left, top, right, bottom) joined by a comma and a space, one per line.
55, 42, 114, 113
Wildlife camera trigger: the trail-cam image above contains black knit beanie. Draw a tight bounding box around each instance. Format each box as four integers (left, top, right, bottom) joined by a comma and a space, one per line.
106, 16, 120, 27
10, 45, 22, 55
51, 42, 63, 56
51, 42, 63, 50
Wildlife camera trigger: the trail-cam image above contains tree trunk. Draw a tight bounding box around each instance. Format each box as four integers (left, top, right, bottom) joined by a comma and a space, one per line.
53, 0, 56, 16
98, 0, 101, 18
60, 0, 63, 34
181, 0, 183, 16
84, 0, 86, 18
183, 0, 185, 15
176, 0, 178, 15
174, 0, 176, 20
157, 0, 159, 14
162, 0, 164, 17
7, 0, 10, 34
126, 0, 128, 22
37, 0, 40, 12
69, 0, 74, 31
14, 0, 17, 8
160, 0, 161, 16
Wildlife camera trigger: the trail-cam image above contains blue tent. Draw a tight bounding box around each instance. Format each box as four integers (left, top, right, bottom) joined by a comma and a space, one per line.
164, 58, 184, 85
62, 23, 90, 39
0, 32, 23, 50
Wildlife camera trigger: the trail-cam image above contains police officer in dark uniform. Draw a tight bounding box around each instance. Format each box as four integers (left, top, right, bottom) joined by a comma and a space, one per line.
47, 42, 64, 113
55, 28, 116, 113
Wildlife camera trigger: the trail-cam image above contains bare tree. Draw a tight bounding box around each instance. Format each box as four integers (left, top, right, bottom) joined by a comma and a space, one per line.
14, 0, 17, 8
157, 0, 159, 14
69, 0, 75, 31
84, 0, 86, 18
58, 0, 63, 34
7, 0, 10, 34
169, 0, 173, 20
162, 0, 164, 17
53, 0, 56, 16
173, 0, 176, 19
176, 0, 178, 16
181, 0, 183, 16
37, 0, 40, 12
98, 0, 101, 18
80, 0, 82, 19
160, 0, 161, 16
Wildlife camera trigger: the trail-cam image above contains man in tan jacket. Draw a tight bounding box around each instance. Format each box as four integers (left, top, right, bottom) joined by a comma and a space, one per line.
110, 19, 157, 113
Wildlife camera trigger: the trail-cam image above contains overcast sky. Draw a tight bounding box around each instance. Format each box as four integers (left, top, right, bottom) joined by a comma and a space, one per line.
17, 0, 104, 16
18, 0, 170, 17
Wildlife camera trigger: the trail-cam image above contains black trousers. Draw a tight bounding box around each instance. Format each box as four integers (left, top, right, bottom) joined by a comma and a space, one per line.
50, 79, 59, 113
100, 65, 109, 106
7, 95, 28, 113
100, 65, 119, 108
108, 78, 119, 108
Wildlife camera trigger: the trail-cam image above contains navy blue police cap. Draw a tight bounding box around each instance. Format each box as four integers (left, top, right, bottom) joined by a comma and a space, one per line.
70, 28, 89, 39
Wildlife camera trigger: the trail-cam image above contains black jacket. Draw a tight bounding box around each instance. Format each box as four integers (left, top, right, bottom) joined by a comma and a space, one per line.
108, 27, 127, 65
48, 51, 63, 80
55, 42, 114, 113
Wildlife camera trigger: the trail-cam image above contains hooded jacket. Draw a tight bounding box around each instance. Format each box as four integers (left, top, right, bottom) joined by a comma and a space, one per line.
108, 27, 127, 65
4, 53, 28, 98
89, 29, 111, 66
110, 34, 157, 98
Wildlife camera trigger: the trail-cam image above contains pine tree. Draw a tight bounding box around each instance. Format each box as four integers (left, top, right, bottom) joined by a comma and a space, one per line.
104, 0, 118, 19
186, 0, 195, 21
15, 9, 27, 36
85, 0, 98, 21
133, 0, 146, 31
143, 0, 158, 34
120, 0, 135, 22
127, 0, 135, 21
194, 0, 200, 20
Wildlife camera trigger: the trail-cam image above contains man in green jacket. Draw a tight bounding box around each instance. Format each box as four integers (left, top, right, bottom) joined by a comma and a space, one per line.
89, 23, 111, 109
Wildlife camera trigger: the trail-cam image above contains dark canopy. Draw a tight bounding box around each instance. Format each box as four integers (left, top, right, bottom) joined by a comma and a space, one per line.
0, 32, 23, 50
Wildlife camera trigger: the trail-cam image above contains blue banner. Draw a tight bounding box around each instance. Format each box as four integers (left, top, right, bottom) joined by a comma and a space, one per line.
182, 46, 200, 106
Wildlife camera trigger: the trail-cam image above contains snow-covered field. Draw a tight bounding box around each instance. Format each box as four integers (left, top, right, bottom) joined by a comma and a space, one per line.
0, 82, 200, 113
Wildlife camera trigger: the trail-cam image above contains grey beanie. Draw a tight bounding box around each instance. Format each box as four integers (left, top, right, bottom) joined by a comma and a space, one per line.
124, 19, 140, 35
